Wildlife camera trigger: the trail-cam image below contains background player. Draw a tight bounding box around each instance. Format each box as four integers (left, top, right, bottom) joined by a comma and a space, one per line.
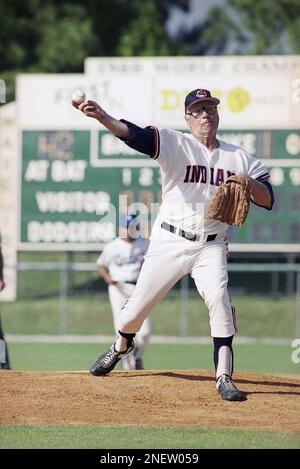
96, 214, 151, 370
72, 88, 274, 401
0, 230, 11, 370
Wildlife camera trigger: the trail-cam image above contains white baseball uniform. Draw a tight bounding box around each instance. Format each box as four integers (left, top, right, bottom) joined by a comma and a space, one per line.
117, 128, 271, 338
87, 91, 273, 395
96, 237, 151, 369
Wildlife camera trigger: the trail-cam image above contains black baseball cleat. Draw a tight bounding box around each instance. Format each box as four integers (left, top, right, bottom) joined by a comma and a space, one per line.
90, 342, 135, 376
216, 374, 243, 401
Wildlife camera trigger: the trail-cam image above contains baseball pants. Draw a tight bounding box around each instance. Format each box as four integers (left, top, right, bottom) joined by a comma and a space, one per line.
118, 223, 235, 338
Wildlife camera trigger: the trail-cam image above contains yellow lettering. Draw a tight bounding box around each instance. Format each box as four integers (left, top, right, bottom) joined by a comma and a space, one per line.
161, 89, 180, 111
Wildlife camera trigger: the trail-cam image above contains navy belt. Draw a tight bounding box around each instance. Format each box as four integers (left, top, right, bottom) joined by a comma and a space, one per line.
161, 222, 217, 242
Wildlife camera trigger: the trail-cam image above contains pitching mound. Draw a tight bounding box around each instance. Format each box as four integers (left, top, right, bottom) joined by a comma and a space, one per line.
1, 370, 299, 432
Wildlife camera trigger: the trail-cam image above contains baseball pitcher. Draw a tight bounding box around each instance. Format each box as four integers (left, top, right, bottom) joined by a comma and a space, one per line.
72, 88, 274, 401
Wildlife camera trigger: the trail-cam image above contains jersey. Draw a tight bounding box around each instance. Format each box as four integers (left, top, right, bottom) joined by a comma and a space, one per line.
120, 122, 273, 235
96, 237, 149, 283
154, 129, 271, 234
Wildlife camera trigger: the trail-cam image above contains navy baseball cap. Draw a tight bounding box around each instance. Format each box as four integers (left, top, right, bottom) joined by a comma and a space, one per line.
120, 214, 138, 228
185, 89, 220, 111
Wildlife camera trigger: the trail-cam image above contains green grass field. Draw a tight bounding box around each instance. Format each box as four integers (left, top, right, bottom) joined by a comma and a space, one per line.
1, 251, 298, 337
6, 342, 300, 375
1, 295, 297, 337
1, 426, 299, 449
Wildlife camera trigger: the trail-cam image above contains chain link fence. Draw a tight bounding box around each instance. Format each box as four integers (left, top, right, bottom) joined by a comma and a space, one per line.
4, 261, 298, 338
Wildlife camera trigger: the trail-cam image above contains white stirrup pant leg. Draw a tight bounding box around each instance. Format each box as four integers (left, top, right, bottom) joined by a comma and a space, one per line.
191, 237, 235, 338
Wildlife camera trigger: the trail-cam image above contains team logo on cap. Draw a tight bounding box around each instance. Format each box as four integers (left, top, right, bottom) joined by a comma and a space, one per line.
196, 90, 208, 97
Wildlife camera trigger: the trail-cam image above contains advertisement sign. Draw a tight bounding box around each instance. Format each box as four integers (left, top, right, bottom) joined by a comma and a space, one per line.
17, 55, 300, 130
85, 56, 300, 129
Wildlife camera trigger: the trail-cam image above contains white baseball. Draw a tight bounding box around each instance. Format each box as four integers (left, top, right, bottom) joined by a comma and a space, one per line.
72, 89, 86, 104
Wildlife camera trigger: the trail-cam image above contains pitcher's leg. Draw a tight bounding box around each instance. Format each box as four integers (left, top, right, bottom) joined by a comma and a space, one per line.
90, 244, 185, 376
191, 240, 235, 338
191, 239, 242, 401
213, 336, 234, 378
116, 249, 185, 334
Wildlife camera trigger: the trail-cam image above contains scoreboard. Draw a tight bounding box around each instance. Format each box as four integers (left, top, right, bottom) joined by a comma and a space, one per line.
21, 130, 160, 248
20, 128, 300, 251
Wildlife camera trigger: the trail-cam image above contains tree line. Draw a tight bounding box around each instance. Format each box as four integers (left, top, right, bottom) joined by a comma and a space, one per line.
0, 0, 299, 103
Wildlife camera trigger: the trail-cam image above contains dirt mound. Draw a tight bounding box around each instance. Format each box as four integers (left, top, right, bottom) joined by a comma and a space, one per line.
1, 370, 299, 432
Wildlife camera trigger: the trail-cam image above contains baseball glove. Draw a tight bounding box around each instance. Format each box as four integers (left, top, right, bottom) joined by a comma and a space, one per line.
207, 175, 252, 227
